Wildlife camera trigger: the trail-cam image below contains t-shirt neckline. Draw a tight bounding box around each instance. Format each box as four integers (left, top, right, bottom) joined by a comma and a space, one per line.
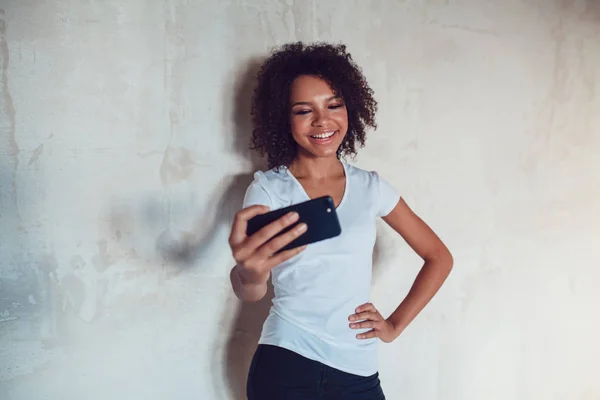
284, 161, 349, 210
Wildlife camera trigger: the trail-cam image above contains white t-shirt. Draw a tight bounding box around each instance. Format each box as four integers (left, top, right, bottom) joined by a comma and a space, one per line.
242, 161, 401, 376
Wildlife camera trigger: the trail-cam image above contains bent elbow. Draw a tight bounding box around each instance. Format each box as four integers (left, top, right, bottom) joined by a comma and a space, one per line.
426, 247, 453, 273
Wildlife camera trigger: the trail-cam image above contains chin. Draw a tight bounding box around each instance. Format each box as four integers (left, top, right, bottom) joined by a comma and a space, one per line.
299, 143, 342, 159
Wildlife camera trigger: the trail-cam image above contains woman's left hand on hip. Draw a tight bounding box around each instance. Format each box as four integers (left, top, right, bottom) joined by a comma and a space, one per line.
348, 302, 399, 343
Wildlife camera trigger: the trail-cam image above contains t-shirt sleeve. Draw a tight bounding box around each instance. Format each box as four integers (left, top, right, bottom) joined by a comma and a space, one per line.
242, 172, 273, 209
372, 171, 401, 217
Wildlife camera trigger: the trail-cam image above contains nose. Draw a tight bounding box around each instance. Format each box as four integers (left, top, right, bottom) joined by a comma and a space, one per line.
311, 109, 331, 127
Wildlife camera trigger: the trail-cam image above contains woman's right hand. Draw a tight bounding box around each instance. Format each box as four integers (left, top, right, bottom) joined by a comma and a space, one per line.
229, 205, 308, 286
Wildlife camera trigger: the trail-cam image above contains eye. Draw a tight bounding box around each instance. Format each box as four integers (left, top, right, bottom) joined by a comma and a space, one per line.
329, 103, 344, 109
293, 109, 311, 115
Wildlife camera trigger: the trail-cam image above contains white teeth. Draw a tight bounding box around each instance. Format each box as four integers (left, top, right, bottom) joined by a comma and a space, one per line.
311, 131, 335, 139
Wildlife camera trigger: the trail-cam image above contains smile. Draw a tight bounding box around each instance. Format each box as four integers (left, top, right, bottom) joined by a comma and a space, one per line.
310, 131, 336, 140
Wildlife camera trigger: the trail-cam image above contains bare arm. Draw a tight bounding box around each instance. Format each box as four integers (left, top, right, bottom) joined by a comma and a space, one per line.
382, 197, 453, 336
230, 265, 269, 303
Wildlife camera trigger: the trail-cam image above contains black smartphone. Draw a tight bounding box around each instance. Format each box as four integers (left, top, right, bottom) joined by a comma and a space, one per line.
246, 196, 342, 253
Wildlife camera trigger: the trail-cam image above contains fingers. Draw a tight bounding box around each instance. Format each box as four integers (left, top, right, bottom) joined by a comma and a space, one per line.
348, 303, 396, 342
349, 303, 383, 339
348, 311, 379, 325
349, 303, 380, 323
255, 222, 307, 259
354, 302, 377, 313
241, 212, 301, 256
265, 244, 308, 269
243, 222, 307, 270
229, 205, 270, 246
356, 330, 378, 340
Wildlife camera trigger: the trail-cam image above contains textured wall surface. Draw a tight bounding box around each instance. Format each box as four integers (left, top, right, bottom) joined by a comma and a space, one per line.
1, 1, 599, 399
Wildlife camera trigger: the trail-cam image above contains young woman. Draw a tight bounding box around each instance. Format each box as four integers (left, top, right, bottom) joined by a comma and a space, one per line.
228, 42, 453, 400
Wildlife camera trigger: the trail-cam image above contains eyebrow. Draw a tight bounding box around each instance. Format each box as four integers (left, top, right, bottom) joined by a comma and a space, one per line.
291, 95, 341, 107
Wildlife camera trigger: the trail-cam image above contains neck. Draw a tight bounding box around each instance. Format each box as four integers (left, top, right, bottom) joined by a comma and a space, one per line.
288, 152, 343, 180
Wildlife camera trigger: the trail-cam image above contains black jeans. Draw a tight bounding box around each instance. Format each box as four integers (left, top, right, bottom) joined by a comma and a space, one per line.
247, 344, 386, 400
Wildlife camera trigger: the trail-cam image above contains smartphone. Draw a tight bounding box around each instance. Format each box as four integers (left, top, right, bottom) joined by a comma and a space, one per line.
246, 196, 342, 253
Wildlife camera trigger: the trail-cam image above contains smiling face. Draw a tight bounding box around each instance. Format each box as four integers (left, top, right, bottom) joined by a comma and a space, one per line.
289, 75, 349, 160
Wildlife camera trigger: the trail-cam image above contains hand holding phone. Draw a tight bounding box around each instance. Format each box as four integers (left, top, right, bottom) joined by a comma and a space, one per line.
229, 196, 342, 286
229, 205, 309, 286
246, 196, 341, 253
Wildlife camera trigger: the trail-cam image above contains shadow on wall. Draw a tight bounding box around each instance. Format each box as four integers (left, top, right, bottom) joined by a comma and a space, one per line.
145, 56, 271, 399
101, 55, 268, 399
154, 56, 267, 268
135, 56, 270, 398
217, 58, 271, 400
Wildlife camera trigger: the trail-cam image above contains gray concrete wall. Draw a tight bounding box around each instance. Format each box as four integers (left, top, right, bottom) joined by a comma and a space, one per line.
1, 1, 599, 399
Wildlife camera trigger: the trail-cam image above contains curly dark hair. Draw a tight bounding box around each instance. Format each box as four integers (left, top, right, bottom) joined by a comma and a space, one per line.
250, 42, 378, 169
